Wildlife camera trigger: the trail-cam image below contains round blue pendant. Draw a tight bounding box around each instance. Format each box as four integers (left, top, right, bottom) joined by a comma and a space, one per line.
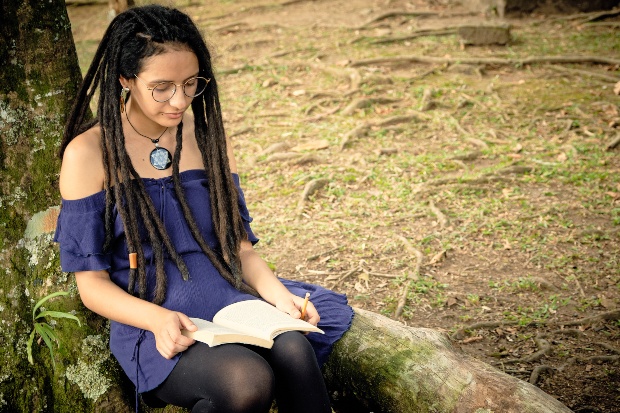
150, 147, 172, 170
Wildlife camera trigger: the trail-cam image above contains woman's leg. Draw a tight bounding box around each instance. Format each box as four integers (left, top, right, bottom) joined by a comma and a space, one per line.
146, 342, 274, 413
266, 332, 332, 413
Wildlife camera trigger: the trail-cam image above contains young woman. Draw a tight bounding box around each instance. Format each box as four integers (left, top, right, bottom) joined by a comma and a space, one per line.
54, 5, 353, 412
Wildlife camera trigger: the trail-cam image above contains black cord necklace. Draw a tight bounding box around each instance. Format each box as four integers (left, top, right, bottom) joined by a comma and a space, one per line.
125, 112, 172, 170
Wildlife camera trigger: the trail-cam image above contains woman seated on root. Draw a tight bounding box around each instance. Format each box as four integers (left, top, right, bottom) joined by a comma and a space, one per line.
54, 5, 353, 412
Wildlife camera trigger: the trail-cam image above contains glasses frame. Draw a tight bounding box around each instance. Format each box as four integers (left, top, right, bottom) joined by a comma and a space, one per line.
133, 74, 211, 102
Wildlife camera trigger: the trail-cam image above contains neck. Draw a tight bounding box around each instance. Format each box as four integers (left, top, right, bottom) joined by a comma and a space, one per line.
126, 112, 168, 144
123, 101, 170, 139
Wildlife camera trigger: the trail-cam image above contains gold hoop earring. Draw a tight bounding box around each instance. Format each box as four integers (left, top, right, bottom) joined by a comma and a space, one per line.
120, 87, 130, 113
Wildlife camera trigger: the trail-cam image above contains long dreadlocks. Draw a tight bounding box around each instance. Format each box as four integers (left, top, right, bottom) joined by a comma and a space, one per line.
60, 5, 258, 304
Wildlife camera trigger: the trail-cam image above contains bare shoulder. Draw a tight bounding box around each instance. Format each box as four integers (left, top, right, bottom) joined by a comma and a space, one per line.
59, 126, 105, 200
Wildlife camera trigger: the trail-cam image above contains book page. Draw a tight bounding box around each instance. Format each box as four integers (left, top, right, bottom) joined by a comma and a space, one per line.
213, 300, 323, 340
183, 317, 274, 348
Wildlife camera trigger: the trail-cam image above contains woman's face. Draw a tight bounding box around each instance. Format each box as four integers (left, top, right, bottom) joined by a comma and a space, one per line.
123, 47, 200, 128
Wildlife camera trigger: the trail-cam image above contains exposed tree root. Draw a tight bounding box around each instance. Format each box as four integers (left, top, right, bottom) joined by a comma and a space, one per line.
546, 64, 620, 83
341, 97, 401, 116
306, 245, 343, 261
340, 112, 429, 150
306, 105, 342, 122
429, 201, 448, 229
584, 355, 620, 363
554, 7, 620, 24
304, 98, 340, 115
327, 266, 362, 288
598, 342, 620, 354
549, 328, 584, 338
365, 271, 403, 279
529, 365, 556, 385
340, 124, 371, 150
228, 126, 256, 138
370, 28, 457, 45
451, 320, 518, 341
605, 133, 620, 151
376, 112, 430, 126
394, 236, 423, 318
349, 55, 620, 68
502, 335, 552, 365
550, 309, 620, 327
357, 10, 439, 28
419, 171, 519, 190
213, 21, 250, 33
259, 152, 301, 164
296, 178, 329, 214
206, 0, 321, 21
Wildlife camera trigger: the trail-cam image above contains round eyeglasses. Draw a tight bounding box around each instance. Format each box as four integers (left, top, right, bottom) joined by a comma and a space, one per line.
134, 74, 210, 102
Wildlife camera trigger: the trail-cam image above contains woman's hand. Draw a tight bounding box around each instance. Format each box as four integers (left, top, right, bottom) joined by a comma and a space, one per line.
275, 294, 320, 326
150, 310, 197, 359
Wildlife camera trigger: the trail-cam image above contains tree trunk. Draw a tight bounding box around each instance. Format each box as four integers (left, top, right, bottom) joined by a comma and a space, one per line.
0, 1, 132, 411
324, 308, 572, 413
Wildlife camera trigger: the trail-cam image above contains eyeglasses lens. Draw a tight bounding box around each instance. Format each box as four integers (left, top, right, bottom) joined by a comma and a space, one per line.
152, 77, 209, 102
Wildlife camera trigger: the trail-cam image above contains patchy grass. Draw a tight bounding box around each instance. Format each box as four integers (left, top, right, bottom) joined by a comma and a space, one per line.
68, 1, 620, 412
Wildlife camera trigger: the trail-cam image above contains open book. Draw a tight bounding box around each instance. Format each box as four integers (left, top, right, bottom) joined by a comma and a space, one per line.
182, 299, 324, 349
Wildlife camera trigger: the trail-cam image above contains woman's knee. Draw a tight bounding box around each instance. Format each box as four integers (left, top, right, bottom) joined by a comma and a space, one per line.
217, 353, 275, 411
270, 332, 317, 367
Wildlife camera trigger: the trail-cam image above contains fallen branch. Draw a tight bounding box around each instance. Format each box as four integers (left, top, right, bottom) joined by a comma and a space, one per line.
349, 54, 620, 68
326, 309, 573, 412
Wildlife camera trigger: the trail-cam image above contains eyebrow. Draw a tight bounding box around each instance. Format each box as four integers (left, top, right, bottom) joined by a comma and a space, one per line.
146, 73, 201, 84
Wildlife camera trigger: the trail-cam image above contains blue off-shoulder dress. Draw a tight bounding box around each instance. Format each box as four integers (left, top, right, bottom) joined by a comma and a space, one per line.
53, 170, 353, 395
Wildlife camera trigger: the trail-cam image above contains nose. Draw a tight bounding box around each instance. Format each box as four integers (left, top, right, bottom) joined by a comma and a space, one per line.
168, 87, 190, 110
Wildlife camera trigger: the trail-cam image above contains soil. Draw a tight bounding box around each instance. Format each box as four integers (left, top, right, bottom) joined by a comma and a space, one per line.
67, 1, 620, 412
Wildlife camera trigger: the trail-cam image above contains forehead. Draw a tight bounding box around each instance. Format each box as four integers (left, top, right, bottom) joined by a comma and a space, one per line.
138, 49, 199, 81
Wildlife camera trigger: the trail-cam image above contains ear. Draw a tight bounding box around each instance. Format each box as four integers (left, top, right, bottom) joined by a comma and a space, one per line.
119, 76, 131, 90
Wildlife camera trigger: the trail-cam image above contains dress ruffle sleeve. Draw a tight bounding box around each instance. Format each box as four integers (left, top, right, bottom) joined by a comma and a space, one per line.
53, 191, 112, 272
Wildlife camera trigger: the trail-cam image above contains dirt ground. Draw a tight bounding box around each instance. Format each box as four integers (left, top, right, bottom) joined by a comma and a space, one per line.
67, 0, 620, 411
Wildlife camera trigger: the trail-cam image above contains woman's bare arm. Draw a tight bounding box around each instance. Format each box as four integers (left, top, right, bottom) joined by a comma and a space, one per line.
60, 129, 196, 359
75, 270, 196, 359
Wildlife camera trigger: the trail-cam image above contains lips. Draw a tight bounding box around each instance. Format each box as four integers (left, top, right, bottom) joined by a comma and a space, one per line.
163, 112, 184, 120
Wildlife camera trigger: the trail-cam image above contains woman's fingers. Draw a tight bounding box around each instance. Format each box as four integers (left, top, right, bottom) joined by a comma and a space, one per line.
154, 312, 196, 359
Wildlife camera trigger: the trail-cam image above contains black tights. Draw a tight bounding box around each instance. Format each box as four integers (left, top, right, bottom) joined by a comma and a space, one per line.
143, 331, 331, 413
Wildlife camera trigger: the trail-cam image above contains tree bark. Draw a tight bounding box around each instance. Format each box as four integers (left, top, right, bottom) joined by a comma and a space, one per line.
0, 1, 132, 412
324, 308, 572, 413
